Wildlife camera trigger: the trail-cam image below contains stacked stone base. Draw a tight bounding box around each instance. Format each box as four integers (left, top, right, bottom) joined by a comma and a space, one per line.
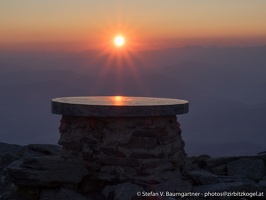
59, 115, 185, 185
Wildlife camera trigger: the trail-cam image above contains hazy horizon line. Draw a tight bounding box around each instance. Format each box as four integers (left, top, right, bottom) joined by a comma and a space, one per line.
1, 43, 266, 53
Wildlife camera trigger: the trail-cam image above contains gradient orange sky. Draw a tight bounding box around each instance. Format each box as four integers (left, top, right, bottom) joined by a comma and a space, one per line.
1, 0, 266, 50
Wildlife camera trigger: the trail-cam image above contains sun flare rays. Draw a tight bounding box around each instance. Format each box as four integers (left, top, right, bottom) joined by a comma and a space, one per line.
88, 23, 151, 95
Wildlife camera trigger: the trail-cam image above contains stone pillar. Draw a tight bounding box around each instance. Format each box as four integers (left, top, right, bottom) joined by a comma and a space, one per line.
52, 96, 189, 186
59, 115, 185, 185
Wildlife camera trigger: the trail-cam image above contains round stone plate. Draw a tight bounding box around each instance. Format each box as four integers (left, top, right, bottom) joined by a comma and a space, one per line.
51, 96, 189, 117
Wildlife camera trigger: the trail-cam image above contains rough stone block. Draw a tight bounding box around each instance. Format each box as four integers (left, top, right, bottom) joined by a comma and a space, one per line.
187, 169, 218, 185
153, 178, 192, 193
170, 150, 186, 164
141, 159, 169, 170
158, 135, 178, 146
158, 170, 182, 181
192, 181, 256, 193
40, 188, 89, 200
131, 152, 158, 159
7, 156, 89, 187
98, 166, 138, 182
102, 182, 143, 200
19, 144, 62, 158
227, 158, 266, 180
258, 179, 266, 187
0, 153, 19, 168
123, 137, 158, 149
210, 164, 227, 175
132, 130, 168, 138
100, 147, 125, 157
205, 157, 239, 169
101, 157, 141, 167
0, 142, 22, 157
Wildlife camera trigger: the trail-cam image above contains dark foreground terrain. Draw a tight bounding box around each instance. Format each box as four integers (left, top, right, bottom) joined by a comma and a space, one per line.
0, 142, 265, 200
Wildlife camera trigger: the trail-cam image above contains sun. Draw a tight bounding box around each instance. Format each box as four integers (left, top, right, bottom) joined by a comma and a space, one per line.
114, 35, 125, 47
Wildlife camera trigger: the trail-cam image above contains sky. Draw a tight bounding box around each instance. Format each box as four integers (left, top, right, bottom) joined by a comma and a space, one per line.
1, 0, 266, 51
